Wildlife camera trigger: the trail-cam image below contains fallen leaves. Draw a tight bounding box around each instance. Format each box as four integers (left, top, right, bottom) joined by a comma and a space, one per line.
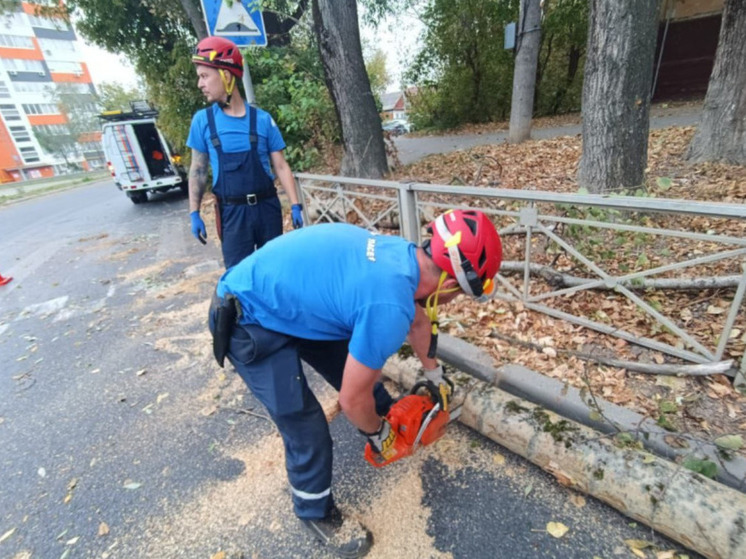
714, 434, 743, 451
0, 528, 15, 543
63, 478, 78, 504
546, 521, 569, 538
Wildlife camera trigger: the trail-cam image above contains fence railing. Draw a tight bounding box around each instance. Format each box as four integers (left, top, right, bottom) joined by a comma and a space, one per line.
295, 173, 746, 381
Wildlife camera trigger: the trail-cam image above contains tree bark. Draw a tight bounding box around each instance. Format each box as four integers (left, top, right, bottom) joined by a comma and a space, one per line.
578, 0, 660, 193
687, 0, 746, 164
383, 357, 746, 559
312, 0, 388, 178
509, 0, 542, 143
179, 0, 207, 39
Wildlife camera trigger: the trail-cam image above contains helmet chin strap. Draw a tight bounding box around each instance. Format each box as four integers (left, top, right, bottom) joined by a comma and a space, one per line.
218, 70, 236, 108
425, 270, 460, 359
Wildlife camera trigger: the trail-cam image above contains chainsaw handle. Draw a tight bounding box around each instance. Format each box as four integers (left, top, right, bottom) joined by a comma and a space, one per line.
411, 377, 454, 408
410, 380, 440, 402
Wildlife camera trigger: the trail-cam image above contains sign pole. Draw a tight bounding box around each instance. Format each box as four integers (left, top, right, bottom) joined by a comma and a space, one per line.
242, 56, 256, 107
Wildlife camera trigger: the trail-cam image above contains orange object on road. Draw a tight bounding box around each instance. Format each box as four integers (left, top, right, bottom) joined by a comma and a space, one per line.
0, 273, 13, 286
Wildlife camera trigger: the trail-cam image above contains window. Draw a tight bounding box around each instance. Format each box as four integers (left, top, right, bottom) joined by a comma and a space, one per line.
0, 34, 34, 49
2, 59, 45, 73
0, 80, 9, 98
22, 103, 59, 115
46, 60, 82, 74
20, 146, 40, 163
38, 38, 76, 54
0, 103, 21, 121
11, 82, 54, 94
1, 13, 27, 32
36, 124, 66, 135
9, 125, 31, 142
27, 14, 68, 32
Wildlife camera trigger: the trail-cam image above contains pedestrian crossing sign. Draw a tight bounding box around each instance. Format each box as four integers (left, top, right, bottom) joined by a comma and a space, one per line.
200, 0, 267, 46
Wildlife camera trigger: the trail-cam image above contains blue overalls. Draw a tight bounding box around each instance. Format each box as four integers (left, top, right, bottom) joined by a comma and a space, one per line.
208, 296, 394, 520
207, 105, 283, 269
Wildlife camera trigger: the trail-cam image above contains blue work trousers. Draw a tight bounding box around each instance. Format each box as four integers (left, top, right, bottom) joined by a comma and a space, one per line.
209, 308, 393, 519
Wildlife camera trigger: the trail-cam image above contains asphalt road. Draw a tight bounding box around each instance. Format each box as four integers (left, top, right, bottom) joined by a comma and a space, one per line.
0, 184, 703, 557
392, 108, 702, 166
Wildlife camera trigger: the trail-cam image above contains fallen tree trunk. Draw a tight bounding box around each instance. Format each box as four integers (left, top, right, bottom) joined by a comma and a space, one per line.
383, 356, 746, 559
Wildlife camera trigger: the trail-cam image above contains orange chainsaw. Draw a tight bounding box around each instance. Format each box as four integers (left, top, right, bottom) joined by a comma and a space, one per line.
365, 379, 457, 468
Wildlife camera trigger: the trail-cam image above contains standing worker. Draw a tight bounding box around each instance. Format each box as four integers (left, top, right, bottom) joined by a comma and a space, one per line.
209, 209, 502, 557
187, 37, 304, 268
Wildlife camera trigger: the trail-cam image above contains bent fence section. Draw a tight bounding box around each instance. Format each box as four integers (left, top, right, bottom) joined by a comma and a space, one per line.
294, 173, 746, 382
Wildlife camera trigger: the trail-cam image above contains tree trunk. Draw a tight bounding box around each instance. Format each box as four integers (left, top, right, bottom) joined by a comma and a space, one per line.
179, 0, 207, 39
383, 356, 746, 559
509, 0, 542, 143
687, 0, 746, 164
312, 0, 388, 178
578, 0, 660, 193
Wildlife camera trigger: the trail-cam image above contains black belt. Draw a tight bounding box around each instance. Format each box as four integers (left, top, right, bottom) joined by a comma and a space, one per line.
221, 190, 277, 206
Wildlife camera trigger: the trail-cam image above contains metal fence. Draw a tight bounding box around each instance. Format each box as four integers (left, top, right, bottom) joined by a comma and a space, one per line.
294, 173, 746, 380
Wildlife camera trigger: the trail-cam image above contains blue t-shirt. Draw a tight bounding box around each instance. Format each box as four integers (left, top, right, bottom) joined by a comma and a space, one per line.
217, 224, 420, 370
186, 103, 286, 186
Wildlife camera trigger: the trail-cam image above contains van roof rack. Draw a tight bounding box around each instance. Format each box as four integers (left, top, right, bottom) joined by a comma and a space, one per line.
98, 100, 159, 122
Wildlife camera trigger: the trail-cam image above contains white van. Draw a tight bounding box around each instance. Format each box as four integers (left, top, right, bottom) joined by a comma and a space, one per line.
99, 102, 187, 204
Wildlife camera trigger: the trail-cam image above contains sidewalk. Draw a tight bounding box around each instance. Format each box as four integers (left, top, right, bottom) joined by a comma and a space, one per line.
0, 170, 110, 204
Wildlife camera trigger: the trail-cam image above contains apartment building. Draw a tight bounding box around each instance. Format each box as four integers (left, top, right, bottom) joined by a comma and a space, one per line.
0, 1, 102, 183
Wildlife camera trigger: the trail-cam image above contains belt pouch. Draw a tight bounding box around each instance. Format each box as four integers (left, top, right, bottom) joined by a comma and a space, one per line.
213, 294, 239, 367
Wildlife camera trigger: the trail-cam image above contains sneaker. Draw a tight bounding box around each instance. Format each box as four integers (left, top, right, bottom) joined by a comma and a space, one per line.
300, 505, 373, 558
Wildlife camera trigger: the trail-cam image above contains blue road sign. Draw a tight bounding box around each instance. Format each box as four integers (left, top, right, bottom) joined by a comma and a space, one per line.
200, 0, 267, 46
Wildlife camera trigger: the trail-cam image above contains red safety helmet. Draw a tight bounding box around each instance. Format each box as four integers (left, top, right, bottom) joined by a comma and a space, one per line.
427, 209, 502, 301
192, 36, 243, 78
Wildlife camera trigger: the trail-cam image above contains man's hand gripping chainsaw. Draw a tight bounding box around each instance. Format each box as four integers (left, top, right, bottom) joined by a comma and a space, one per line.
365, 375, 455, 468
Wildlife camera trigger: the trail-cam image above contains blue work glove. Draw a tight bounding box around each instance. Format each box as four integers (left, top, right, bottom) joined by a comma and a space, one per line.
291, 204, 304, 229
190, 210, 207, 244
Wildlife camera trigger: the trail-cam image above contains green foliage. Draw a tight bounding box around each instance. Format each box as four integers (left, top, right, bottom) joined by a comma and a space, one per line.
714, 434, 743, 451
146, 40, 205, 161
244, 43, 339, 171
97, 82, 146, 112
65, 1, 338, 171
406, 0, 518, 129
405, 0, 588, 129
533, 0, 589, 115
366, 49, 391, 100
682, 457, 718, 479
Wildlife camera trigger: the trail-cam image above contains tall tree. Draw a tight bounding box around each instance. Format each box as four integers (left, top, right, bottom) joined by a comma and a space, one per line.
96, 82, 146, 112
312, 0, 388, 178
578, 0, 660, 193
508, 0, 542, 143
686, 0, 746, 165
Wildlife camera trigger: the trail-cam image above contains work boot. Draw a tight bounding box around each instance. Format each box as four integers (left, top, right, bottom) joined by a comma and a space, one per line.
300, 505, 373, 558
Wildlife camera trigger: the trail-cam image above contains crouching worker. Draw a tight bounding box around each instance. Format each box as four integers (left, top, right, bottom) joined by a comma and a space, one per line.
208, 209, 502, 557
